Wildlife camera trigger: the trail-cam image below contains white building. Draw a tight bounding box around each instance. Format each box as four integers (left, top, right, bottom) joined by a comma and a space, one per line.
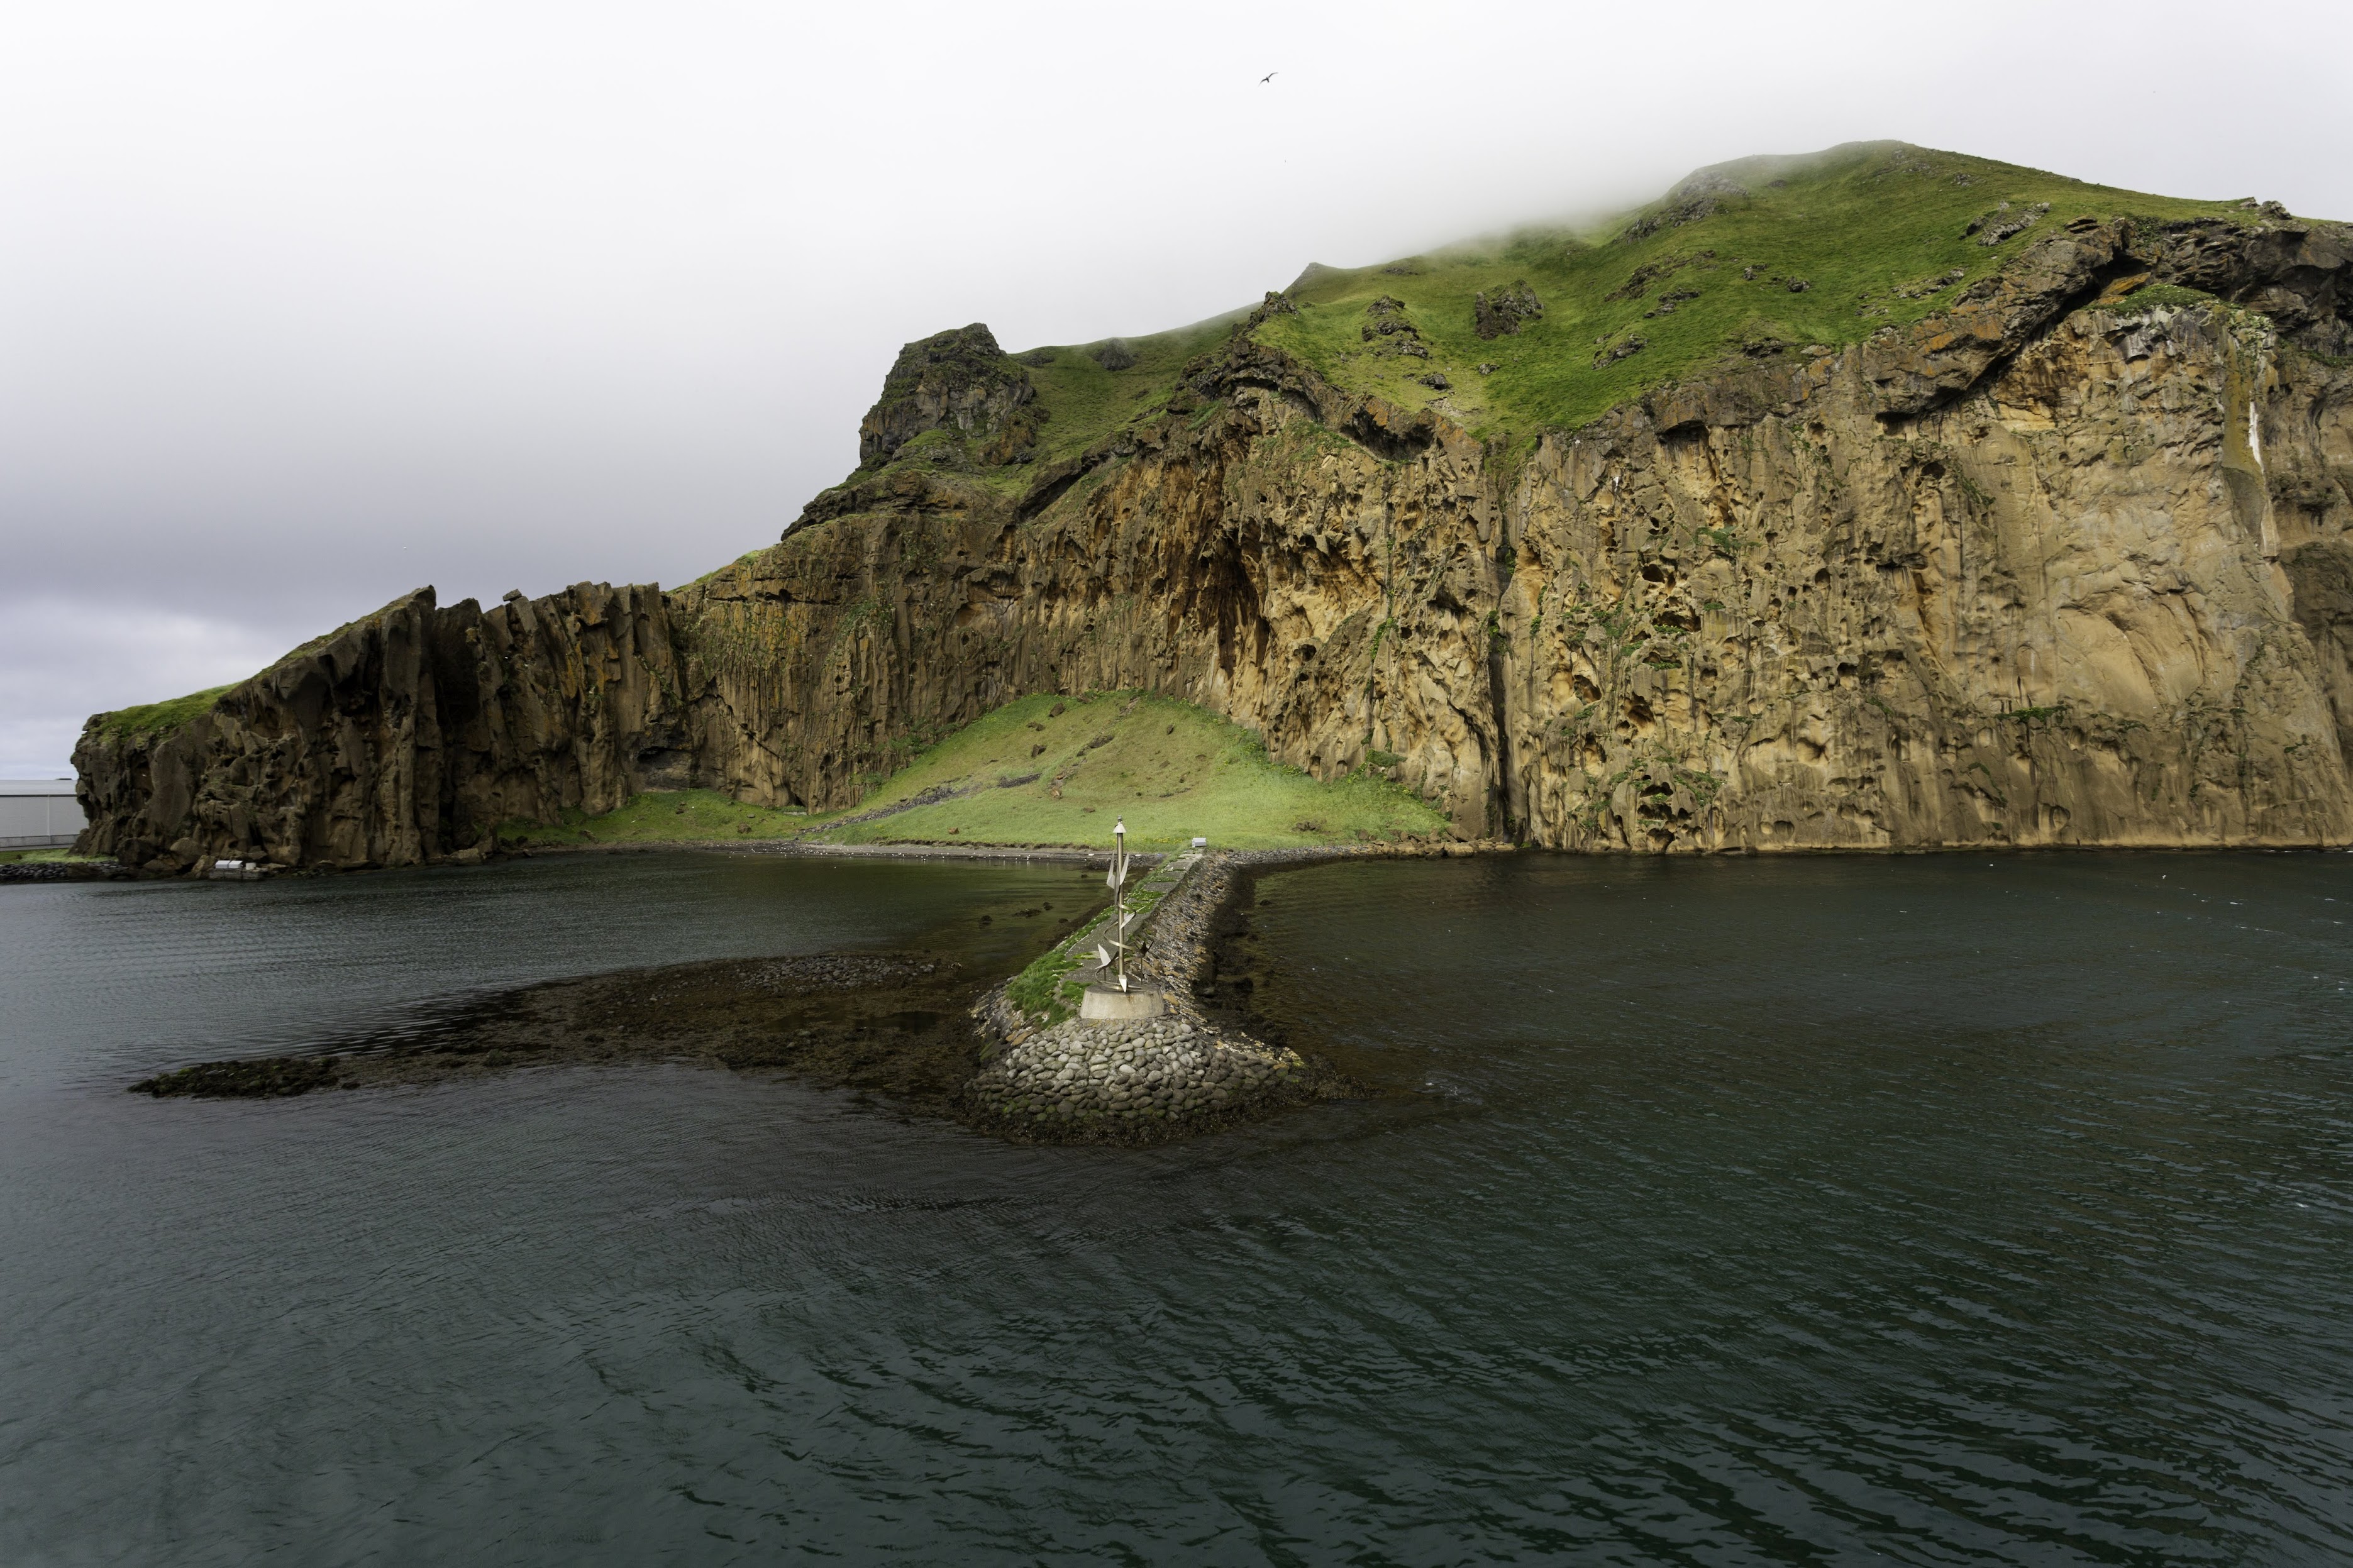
0, 780, 87, 849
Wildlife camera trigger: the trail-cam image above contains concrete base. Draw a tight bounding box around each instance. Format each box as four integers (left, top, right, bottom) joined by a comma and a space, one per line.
1080, 985, 1166, 1022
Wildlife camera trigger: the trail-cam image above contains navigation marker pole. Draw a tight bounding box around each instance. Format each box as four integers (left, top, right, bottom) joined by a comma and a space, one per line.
1097, 817, 1132, 993
1079, 816, 1163, 1022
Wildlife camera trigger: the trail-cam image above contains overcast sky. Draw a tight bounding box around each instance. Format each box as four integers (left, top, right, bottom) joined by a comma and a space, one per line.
5, 0, 2349, 777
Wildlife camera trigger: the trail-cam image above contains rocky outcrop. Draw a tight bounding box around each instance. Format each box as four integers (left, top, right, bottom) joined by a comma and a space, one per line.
1473, 281, 1544, 339
1359, 295, 1431, 358
76, 213, 2353, 866
856, 323, 1042, 468
2144, 218, 2353, 356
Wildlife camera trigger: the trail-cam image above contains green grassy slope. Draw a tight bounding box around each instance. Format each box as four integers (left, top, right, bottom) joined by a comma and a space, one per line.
808, 690, 1444, 847
1016, 317, 1247, 468
92, 685, 236, 742
1248, 142, 2257, 446
838, 144, 2271, 500
506, 690, 1449, 852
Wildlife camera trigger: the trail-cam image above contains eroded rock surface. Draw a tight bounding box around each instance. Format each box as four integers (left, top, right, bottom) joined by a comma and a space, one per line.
1473, 280, 1544, 339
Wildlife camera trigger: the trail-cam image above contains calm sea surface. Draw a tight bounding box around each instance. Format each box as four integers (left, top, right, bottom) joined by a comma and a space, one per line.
3, 849, 2350, 1565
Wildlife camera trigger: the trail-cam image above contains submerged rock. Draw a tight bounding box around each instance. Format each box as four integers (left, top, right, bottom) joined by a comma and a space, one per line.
126, 950, 983, 1101
134, 1056, 339, 1098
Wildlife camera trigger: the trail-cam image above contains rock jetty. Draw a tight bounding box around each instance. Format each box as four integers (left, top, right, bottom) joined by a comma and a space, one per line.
964, 845, 1419, 1142
964, 1018, 1304, 1134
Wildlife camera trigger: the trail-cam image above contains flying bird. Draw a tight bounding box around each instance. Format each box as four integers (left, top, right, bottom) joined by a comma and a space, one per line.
1261, 71, 1277, 84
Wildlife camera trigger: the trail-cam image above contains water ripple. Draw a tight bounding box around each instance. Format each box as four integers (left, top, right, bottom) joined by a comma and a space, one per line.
3, 851, 2350, 1562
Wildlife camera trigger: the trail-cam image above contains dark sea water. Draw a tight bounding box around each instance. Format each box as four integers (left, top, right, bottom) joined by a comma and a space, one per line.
3, 850, 2350, 1565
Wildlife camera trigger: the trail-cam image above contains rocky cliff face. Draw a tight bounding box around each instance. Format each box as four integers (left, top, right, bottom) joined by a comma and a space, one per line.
1505, 291, 2350, 849
75, 212, 2353, 869
74, 584, 694, 872
856, 323, 1043, 468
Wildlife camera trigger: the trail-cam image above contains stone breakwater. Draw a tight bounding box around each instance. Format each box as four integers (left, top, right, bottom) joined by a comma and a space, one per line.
966, 847, 1305, 1142
963, 1018, 1306, 1134
964, 841, 1501, 1142
1121, 843, 1465, 1020
970, 850, 1198, 1049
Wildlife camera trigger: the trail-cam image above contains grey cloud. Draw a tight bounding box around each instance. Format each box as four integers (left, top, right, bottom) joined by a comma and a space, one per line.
0, 597, 298, 777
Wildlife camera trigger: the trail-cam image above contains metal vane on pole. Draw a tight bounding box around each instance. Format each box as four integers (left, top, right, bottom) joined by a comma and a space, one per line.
1104, 817, 1132, 993
1074, 814, 1166, 1024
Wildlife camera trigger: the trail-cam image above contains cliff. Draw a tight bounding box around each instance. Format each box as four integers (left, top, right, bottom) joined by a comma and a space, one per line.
75, 584, 694, 871
75, 144, 2353, 871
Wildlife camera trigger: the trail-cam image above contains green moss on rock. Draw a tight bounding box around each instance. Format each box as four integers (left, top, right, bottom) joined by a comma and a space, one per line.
96, 685, 235, 741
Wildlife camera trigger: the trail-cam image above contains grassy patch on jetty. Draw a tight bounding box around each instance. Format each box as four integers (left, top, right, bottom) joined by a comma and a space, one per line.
1002, 880, 1166, 1027
503, 690, 1447, 852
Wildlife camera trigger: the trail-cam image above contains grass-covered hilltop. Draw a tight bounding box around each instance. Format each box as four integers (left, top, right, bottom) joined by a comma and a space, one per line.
71, 143, 2353, 872
823, 141, 2286, 488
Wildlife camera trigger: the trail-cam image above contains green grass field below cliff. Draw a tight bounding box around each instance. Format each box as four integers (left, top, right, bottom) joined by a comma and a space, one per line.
503, 691, 1448, 853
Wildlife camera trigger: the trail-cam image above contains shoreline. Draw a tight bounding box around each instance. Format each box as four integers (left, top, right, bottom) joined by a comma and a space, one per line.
23, 829, 2337, 890
507, 833, 1519, 874
8, 831, 1501, 884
